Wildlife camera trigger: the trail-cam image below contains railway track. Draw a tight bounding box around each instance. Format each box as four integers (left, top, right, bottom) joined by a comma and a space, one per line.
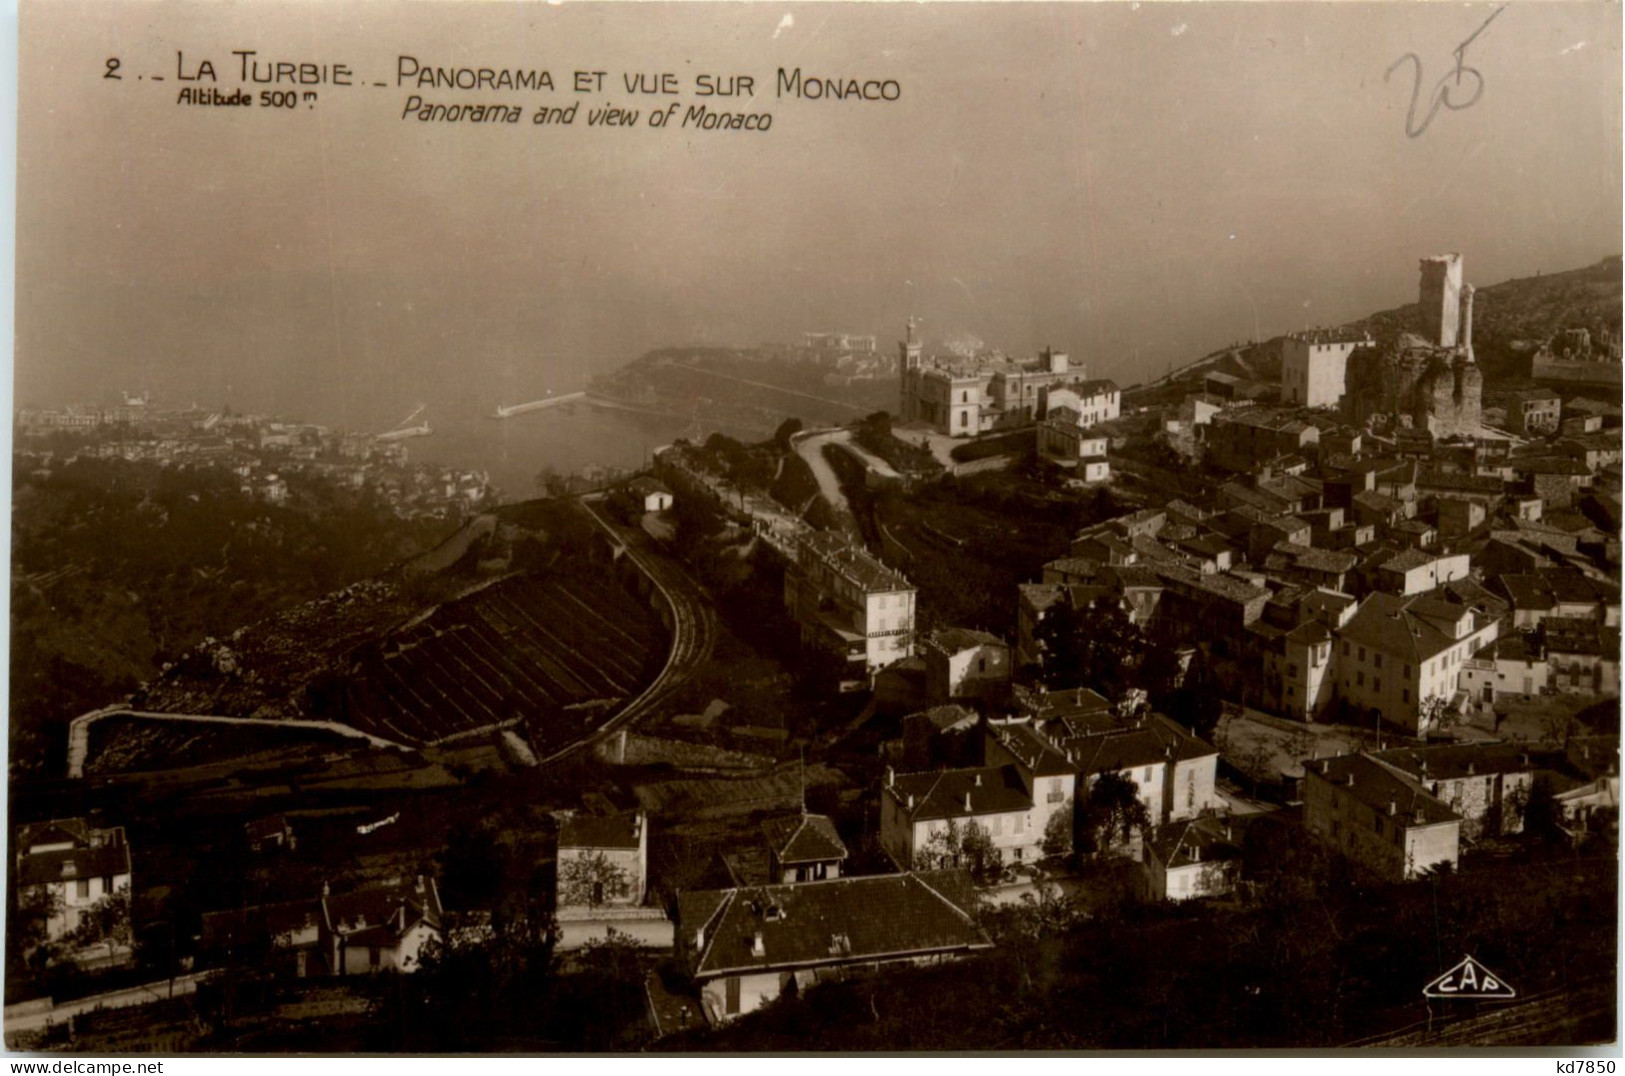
536, 500, 718, 765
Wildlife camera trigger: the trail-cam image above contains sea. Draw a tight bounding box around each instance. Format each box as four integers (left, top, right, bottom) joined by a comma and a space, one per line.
404, 397, 701, 502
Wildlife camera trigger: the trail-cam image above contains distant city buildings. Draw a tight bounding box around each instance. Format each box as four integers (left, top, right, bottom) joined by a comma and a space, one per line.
897, 319, 1119, 437
14, 398, 494, 520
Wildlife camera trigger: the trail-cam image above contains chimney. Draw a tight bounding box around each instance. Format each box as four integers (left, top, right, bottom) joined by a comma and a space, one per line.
907, 794, 915, 809
322, 880, 330, 898
1467, 762, 1476, 775
964, 792, 973, 811
974, 773, 982, 787
886, 766, 895, 788
415, 874, 426, 894
751, 931, 766, 957
1388, 801, 1397, 816
1345, 774, 1355, 787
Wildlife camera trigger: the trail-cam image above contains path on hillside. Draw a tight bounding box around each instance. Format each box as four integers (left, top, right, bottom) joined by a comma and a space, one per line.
537, 500, 718, 765
793, 429, 858, 528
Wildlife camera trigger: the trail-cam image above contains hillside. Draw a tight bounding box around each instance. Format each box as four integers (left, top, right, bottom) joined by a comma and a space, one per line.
589, 346, 897, 436
1127, 255, 1623, 406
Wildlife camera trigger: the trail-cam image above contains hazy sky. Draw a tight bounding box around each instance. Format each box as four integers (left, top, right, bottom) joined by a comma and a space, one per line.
16, 1, 1622, 429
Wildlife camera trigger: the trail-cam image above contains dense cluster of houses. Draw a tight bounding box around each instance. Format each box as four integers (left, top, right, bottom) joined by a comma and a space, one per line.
15, 401, 494, 519
10, 254, 1620, 1042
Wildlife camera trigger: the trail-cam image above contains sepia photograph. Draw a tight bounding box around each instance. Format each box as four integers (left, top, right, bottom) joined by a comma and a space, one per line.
5, 0, 1621, 1055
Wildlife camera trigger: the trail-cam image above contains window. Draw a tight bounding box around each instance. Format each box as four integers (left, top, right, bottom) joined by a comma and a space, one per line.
1402, 688, 1410, 703
1142, 766, 1153, 782
1373, 816, 1383, 834
1404, 663, 1412, 678
1374, 654, 1383, 669
75, 879, 90, 900
1357, 672, 1365, 687
369, 946, 381, 968
1374, 678, 1381, 693
1288, 663, 1298, 678
1359, 646, 1366, 662
1343, 642, 1350, 656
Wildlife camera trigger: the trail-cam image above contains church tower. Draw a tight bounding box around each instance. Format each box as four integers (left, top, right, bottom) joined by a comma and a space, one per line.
898, 316, 923, 421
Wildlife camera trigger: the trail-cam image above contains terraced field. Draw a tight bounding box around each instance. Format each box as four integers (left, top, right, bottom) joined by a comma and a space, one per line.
342, 572, 668, 749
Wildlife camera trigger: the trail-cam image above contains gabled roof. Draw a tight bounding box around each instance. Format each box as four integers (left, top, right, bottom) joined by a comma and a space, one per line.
322, 877, 443, 942
18, 842, 131, 890
886, 765, 1033, 822
682, 871, 991, 979
1148, 816, 1244, 871
560, 811, 644, 851
200, 900, 321, 952
1338, 592, 1481, 663
761, 814, 848, 866
16, 818, 97, 854
988, 721, 1077, 778
1271, 542, 1358, 574
1375, 743, 1558, 783
1065, 727, 1168, 775
922, 627, 1006, 655
1306, 754, 1459, 827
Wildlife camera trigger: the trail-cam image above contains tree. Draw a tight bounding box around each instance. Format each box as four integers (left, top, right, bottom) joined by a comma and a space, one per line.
958, 820, 1004, 886
557, 850, 632, 910
772, 417, 804, 454
1042, 801, 1076, 859
913, 819, 964, 872
1418, 693, 1455, 734
69, 888, 132, 964
1541, 706, 1583, 749
1034, 598, 1144, 694
1518, 773, 1564, 841
1081, 772, 1152, 855
392, 908, 560, 1051
437, 823, 509, 912
8, 885, 63, 977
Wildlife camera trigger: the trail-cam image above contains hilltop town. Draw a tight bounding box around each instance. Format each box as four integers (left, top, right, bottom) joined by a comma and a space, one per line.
7, 252, 1620, 1051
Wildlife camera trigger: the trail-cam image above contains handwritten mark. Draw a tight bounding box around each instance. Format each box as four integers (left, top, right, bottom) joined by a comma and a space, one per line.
1386, 5, 1506, 138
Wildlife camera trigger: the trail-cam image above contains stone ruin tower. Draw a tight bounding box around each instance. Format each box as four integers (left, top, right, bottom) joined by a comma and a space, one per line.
1344, 253, 1482, 437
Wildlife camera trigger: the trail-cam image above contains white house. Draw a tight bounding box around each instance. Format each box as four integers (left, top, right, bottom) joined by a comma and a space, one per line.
784, 532, 917, 674
1334, 593, 1500, 734
1303, 754, 1460, 881
556, 811, 649, 909
881, 764, 1042, 870
1146, 816, 1243, 901
319, 876, 443, 975
920, 628, 1011, 703
676, 871, 991, 1024
15, 818, 133, 943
